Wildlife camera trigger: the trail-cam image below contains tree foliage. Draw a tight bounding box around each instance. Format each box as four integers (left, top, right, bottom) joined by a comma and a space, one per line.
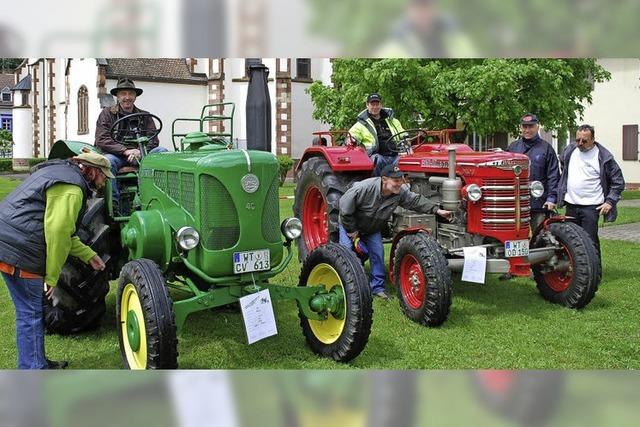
307, 59, 610, 137
305, 0, 640, 56
0, 58, 24, 73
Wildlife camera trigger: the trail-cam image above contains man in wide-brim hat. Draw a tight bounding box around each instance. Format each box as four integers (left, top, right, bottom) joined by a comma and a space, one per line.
95, 77, 167, 212
0, 150, 109, 369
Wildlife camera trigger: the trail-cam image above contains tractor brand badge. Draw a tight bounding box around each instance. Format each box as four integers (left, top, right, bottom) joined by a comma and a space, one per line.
241, 174, 260, 193
513, 165, 523, 176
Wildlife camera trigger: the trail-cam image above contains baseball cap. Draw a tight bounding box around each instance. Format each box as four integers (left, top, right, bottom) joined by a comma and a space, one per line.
520, 113, 539, 124
74, 149, 115, 178
367, 93, 382, 102
381, 164, 403, 178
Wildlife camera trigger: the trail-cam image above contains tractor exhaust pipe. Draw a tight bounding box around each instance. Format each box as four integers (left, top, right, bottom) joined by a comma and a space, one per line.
442, 147, 461, 211
246, 64, 272, 152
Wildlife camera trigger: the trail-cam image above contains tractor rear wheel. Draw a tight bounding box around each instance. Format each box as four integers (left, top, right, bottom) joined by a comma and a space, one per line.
299, 243, 372, 362
532, 222, 600, 309
116, 259, 178, 369
393, 233, 452, 327
293, 157, 363, 262
44, 198, 111, 335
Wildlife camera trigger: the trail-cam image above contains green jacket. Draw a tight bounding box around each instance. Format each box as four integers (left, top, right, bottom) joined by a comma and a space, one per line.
348, 108, 405, 155
44, 184, 96, 286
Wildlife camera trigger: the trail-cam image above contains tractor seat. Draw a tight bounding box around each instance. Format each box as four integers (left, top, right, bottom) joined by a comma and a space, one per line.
117, 165, 138, 175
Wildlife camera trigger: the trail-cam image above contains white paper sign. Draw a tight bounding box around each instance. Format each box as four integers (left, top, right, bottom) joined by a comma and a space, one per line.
239, 289, 278, 344
168, 371, 238, 427
461, 246, 487, 284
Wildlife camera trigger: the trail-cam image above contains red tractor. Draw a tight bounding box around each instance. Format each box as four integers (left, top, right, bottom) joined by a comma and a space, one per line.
294, 129, 601, 327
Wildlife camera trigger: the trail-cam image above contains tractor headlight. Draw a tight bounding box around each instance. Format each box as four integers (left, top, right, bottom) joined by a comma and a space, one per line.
530, 181, 545, 198
465, 184, 483, 202
281, 217, 302, 241
176, 226, 200, 250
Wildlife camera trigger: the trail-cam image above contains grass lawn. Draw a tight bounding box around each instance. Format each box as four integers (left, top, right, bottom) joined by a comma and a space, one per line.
0, 177, 639, 369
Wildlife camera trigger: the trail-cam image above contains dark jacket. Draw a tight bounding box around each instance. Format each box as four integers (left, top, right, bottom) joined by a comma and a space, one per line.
507, 135, 560, 211
557, 142, 625, 222
339, 177, 439, 235
95, 104, 159, 156
0, 160, 90, 275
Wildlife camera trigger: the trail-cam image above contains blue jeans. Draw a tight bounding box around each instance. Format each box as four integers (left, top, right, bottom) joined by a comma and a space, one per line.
339, 224, 386, 294
105, 146, 168, 204
371, 154, 398, 177
2, 271, 47, 369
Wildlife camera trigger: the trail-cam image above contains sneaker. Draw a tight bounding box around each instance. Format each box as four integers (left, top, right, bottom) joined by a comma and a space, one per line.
374, 291, 391, 300
46, 358, 69, 370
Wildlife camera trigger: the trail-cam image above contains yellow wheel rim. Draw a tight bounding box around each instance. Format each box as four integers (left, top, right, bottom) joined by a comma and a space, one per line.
300, 410, 366, 427
120, 283, 147, 369
307, 263, 346, 344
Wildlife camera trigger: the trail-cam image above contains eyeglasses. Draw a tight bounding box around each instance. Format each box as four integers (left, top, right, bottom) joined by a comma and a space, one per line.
575, 138, 590, 143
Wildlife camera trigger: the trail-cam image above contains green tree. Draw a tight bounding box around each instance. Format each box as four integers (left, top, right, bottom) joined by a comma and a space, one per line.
0, 129, 13, 157
0, 58, 24, 73
277, 155, 294, 186
307, 59, 610, 137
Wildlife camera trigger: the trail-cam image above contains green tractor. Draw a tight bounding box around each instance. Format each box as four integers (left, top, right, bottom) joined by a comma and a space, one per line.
44, 102, 372, 368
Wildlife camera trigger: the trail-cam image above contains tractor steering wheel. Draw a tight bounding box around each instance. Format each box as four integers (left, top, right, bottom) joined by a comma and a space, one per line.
383, 129, 427, 154
110, 112, 163, 147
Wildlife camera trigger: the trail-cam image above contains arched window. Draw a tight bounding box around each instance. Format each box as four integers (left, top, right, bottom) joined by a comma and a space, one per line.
78, 85, 89, 134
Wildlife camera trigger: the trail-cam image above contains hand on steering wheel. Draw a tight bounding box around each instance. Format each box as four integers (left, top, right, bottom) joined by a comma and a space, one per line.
383, 129, 427, 154
110, 112, 163, 146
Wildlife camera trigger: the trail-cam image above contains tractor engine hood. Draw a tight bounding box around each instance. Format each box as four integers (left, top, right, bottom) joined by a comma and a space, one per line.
138, 149, 283, 278
398, 145, 530, 177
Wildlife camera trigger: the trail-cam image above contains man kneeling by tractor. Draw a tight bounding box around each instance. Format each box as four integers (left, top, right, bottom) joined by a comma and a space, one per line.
295, 128, 602, 328
339, 164, 452, 301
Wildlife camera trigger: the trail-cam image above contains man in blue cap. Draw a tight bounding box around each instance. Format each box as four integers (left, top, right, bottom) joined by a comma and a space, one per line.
338, 163, 452, 299
507, 113, 560, 232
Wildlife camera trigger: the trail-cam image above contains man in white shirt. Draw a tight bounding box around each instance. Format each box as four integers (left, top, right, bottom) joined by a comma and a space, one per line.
557, 124, 625, 259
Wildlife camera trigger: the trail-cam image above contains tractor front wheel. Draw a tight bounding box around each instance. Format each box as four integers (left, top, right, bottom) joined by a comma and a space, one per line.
116, 259, 178, 369
299, 243, 372, 362
532, 222, 600, 309
393, 233, 452, 327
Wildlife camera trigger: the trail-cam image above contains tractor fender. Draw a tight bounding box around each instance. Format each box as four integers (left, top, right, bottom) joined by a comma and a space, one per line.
48, 139, 99, 160
388, 227, 434, 284
533, 214, 576, 238
296, 146, 374, 173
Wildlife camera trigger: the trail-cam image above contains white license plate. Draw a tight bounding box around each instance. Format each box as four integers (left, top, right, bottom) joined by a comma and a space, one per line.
233, 249, 271, 274
505, 239, 529, 258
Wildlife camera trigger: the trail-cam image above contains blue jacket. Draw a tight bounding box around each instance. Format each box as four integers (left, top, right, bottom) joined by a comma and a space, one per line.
557, 142, 625, 223
507, 135, 560, 211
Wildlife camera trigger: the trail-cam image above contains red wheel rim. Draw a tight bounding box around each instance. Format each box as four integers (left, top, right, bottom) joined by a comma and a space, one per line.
476, 370, 517, 394
399, 254, 426, 309
302, 186, 328, 252
544, 243, 574, 292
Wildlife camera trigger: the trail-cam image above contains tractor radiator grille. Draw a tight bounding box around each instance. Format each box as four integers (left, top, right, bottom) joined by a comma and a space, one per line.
167, 171, 179, 201
153, 170, 166, 192
200, 174, 240, 250
181, 173, 195, 216
262, 175, 281, 243
480, 178, 531, 231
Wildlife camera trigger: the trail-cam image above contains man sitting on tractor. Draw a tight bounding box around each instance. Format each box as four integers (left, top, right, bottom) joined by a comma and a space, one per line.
338, 164, 453, 299
95, 77, 168, 211
348, 93, 407, 177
